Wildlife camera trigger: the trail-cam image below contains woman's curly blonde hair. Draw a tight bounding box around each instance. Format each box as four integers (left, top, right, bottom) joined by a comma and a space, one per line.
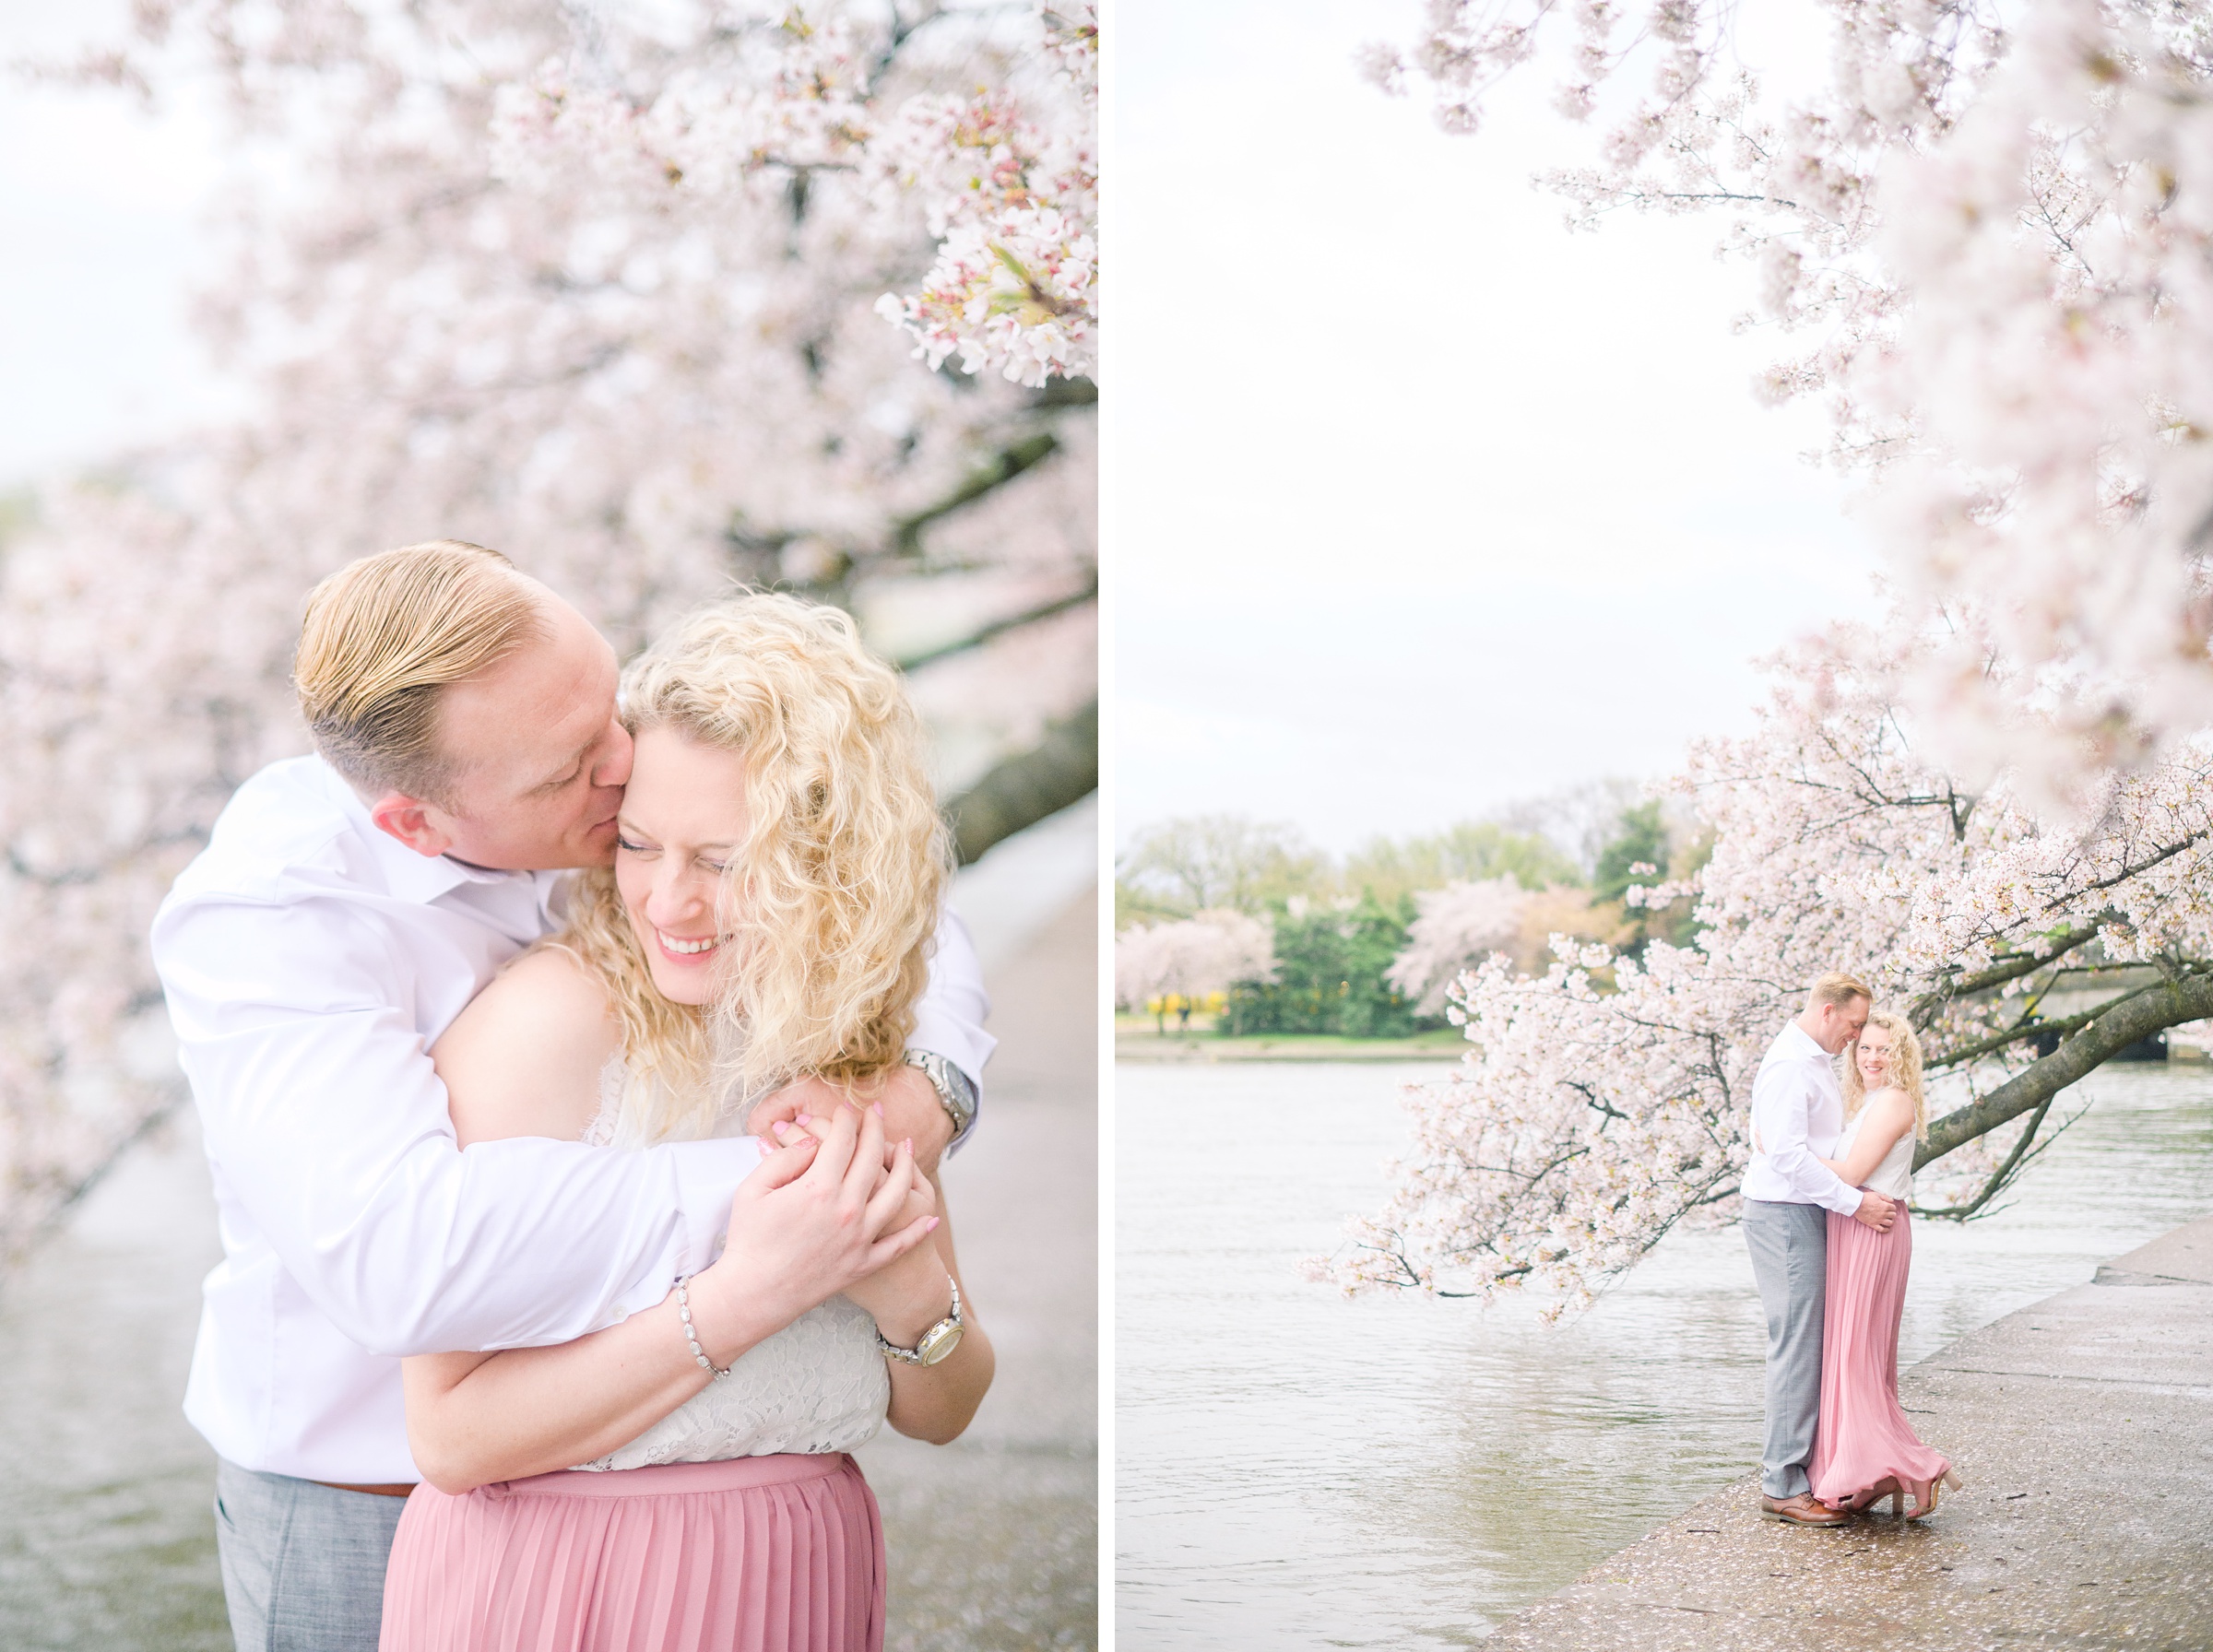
1841, 1009, 1930, 1144
555, 593, 949, 1142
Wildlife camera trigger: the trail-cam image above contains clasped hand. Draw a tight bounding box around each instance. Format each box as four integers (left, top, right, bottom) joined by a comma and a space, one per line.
1852, 1187, 1897, 1231
683, 1100, 939, 1369
751, 1068, 953, 1172
767, 1107, 950, 1344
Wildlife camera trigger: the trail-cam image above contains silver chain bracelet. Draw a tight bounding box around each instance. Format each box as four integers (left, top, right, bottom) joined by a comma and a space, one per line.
676, 1274, 733, 1379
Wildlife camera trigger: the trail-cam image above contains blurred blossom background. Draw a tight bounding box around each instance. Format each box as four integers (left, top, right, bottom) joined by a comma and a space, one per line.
0, 2, 1095, 1646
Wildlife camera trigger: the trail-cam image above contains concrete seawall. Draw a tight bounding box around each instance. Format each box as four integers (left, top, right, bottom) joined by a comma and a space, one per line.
1486, 1214, 2213, 1650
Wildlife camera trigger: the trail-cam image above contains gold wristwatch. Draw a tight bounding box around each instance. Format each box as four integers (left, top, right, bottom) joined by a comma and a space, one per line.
877, 1278, 964, 1366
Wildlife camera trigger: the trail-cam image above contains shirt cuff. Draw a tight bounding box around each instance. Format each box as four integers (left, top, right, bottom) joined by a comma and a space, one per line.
1814, 1176, 1864, 1217
648, 1136, 764, 1297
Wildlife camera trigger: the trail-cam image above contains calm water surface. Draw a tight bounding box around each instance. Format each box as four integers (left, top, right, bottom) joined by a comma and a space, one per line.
1116, 1059, 2213, 1649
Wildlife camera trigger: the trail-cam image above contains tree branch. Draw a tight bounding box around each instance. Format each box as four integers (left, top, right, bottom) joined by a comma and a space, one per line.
1917, 970, 2213, 1166
941, 699, 1095, 865
1913, 1092, 2075, 1221
892, 431, 1059, 556
893, 580, 1095, 672
1909, 921, 2104, 1028
1922, 986, 2160, 1070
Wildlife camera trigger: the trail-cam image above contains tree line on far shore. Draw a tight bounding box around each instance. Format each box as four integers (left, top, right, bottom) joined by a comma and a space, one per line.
1113, 785, 1710, 1038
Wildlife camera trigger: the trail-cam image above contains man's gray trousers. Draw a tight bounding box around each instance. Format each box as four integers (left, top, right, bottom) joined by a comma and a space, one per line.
1742, 1197, 1828, 1499
214, 1458, 408, 1652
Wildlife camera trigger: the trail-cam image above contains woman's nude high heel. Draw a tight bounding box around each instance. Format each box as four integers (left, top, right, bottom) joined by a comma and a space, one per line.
1904, 1468, 1963, 1520
1850, 1477, 1902, 1516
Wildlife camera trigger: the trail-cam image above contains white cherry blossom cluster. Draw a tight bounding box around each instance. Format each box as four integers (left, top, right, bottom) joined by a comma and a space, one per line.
1114, 911, 1277, 1010
1318, 617, 2213, 1311
1386, 878, 1533, 1015
1369, 0, 2213, 799
0, 0, 1095, 1253
869, 84, 1098, 386
485, 4, 1097, 387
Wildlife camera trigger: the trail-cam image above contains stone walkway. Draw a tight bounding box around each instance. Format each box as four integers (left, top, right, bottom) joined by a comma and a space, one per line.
1488, 1215, 2213, 1651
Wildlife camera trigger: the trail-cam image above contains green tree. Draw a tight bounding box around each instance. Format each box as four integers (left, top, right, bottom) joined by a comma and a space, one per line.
1223, 895, 1430, 1038
1592, 801, 1670, 904
1589, 803, 1711, 958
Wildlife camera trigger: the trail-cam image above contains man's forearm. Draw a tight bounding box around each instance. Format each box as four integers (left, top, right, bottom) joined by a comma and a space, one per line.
254, 1133, 755, 1356
1774, 1144, 1860, 1213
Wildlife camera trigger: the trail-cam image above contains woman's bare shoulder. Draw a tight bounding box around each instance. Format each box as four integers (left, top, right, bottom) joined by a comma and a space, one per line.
432, 944, 622, 1146
1861, 1086, 1917, 1127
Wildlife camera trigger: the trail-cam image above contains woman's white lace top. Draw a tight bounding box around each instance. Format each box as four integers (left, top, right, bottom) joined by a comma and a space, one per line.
1837, 1103, 1916, 1201
573, 1057, 890, 1472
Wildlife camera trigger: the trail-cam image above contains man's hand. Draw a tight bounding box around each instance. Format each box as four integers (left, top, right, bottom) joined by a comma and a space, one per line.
752, 1067, 953, 1174
1852, 1188, 1897, 1231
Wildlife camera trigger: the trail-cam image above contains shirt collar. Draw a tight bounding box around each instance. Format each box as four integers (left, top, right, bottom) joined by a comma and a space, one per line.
318, 760, 532, 905
1781, 1021, 1830, 1061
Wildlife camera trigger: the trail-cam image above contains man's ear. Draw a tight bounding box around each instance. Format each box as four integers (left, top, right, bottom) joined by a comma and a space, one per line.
369, 792, 455, 859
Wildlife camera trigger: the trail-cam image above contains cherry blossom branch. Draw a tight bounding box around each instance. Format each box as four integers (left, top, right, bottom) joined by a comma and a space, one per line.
893, 431, 1064, 556
1372, 0, 2213, 796
1326, 619, 2213, 1310
942, 698, 1095, 864
1911, 1092, 2081, 1222
1909, 923, 2106, 1027
893, 581, 1096, 672
1918, 970, 2213, 1165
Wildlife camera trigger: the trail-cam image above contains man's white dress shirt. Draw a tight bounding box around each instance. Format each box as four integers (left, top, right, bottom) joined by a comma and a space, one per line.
152, 757, 994, 1484
1742, 1021, 1861, 1215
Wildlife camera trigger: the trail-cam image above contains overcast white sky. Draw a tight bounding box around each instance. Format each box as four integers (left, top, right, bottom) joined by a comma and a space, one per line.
1112, 0, 1875, 851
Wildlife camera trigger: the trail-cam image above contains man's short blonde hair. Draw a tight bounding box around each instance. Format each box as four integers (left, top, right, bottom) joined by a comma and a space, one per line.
1807, 972, 1874, 1011
294, 540, 547, 804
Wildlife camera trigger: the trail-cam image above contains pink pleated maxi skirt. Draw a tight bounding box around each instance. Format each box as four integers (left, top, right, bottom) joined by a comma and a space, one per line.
1808, 1209, 1950, 1509
377, 1454, 884, 1652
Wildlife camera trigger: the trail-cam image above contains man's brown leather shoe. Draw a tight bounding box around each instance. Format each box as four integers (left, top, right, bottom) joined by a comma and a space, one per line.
1759, 1493, 1848, 1526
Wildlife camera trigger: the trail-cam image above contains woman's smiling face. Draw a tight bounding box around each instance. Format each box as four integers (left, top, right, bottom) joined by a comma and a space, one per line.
612, 724, 751, 1007
1855, 1021, 1895, 1086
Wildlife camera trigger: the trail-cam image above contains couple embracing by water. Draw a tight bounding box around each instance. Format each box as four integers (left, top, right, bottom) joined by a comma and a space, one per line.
152, 540, 998, 1651
1746, 973, 1965, 1528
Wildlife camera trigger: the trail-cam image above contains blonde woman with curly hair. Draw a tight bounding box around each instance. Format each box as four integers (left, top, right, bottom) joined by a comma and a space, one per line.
376, 596, 994, 1652
1808, 1009, 1960, 1521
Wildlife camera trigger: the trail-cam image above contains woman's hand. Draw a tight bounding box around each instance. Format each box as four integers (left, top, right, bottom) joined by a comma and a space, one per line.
685, 1103, 937, 1367
769, 1112, 954, 1345
766, 1103, 992, 1446
843, 1167, 953, 1347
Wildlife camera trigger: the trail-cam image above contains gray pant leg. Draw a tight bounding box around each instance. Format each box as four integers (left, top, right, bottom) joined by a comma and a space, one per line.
1742, 1198, 1828, 1499
214, 1458, 408, 1652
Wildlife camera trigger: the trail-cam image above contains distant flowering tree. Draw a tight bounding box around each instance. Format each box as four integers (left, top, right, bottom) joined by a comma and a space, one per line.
1368, 0, 2213, 801
0, 0, 1096, 1253
1115, 912, 1278, 1029
1321, 619, 2213, 1310
1387, 878, 1532, 1015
